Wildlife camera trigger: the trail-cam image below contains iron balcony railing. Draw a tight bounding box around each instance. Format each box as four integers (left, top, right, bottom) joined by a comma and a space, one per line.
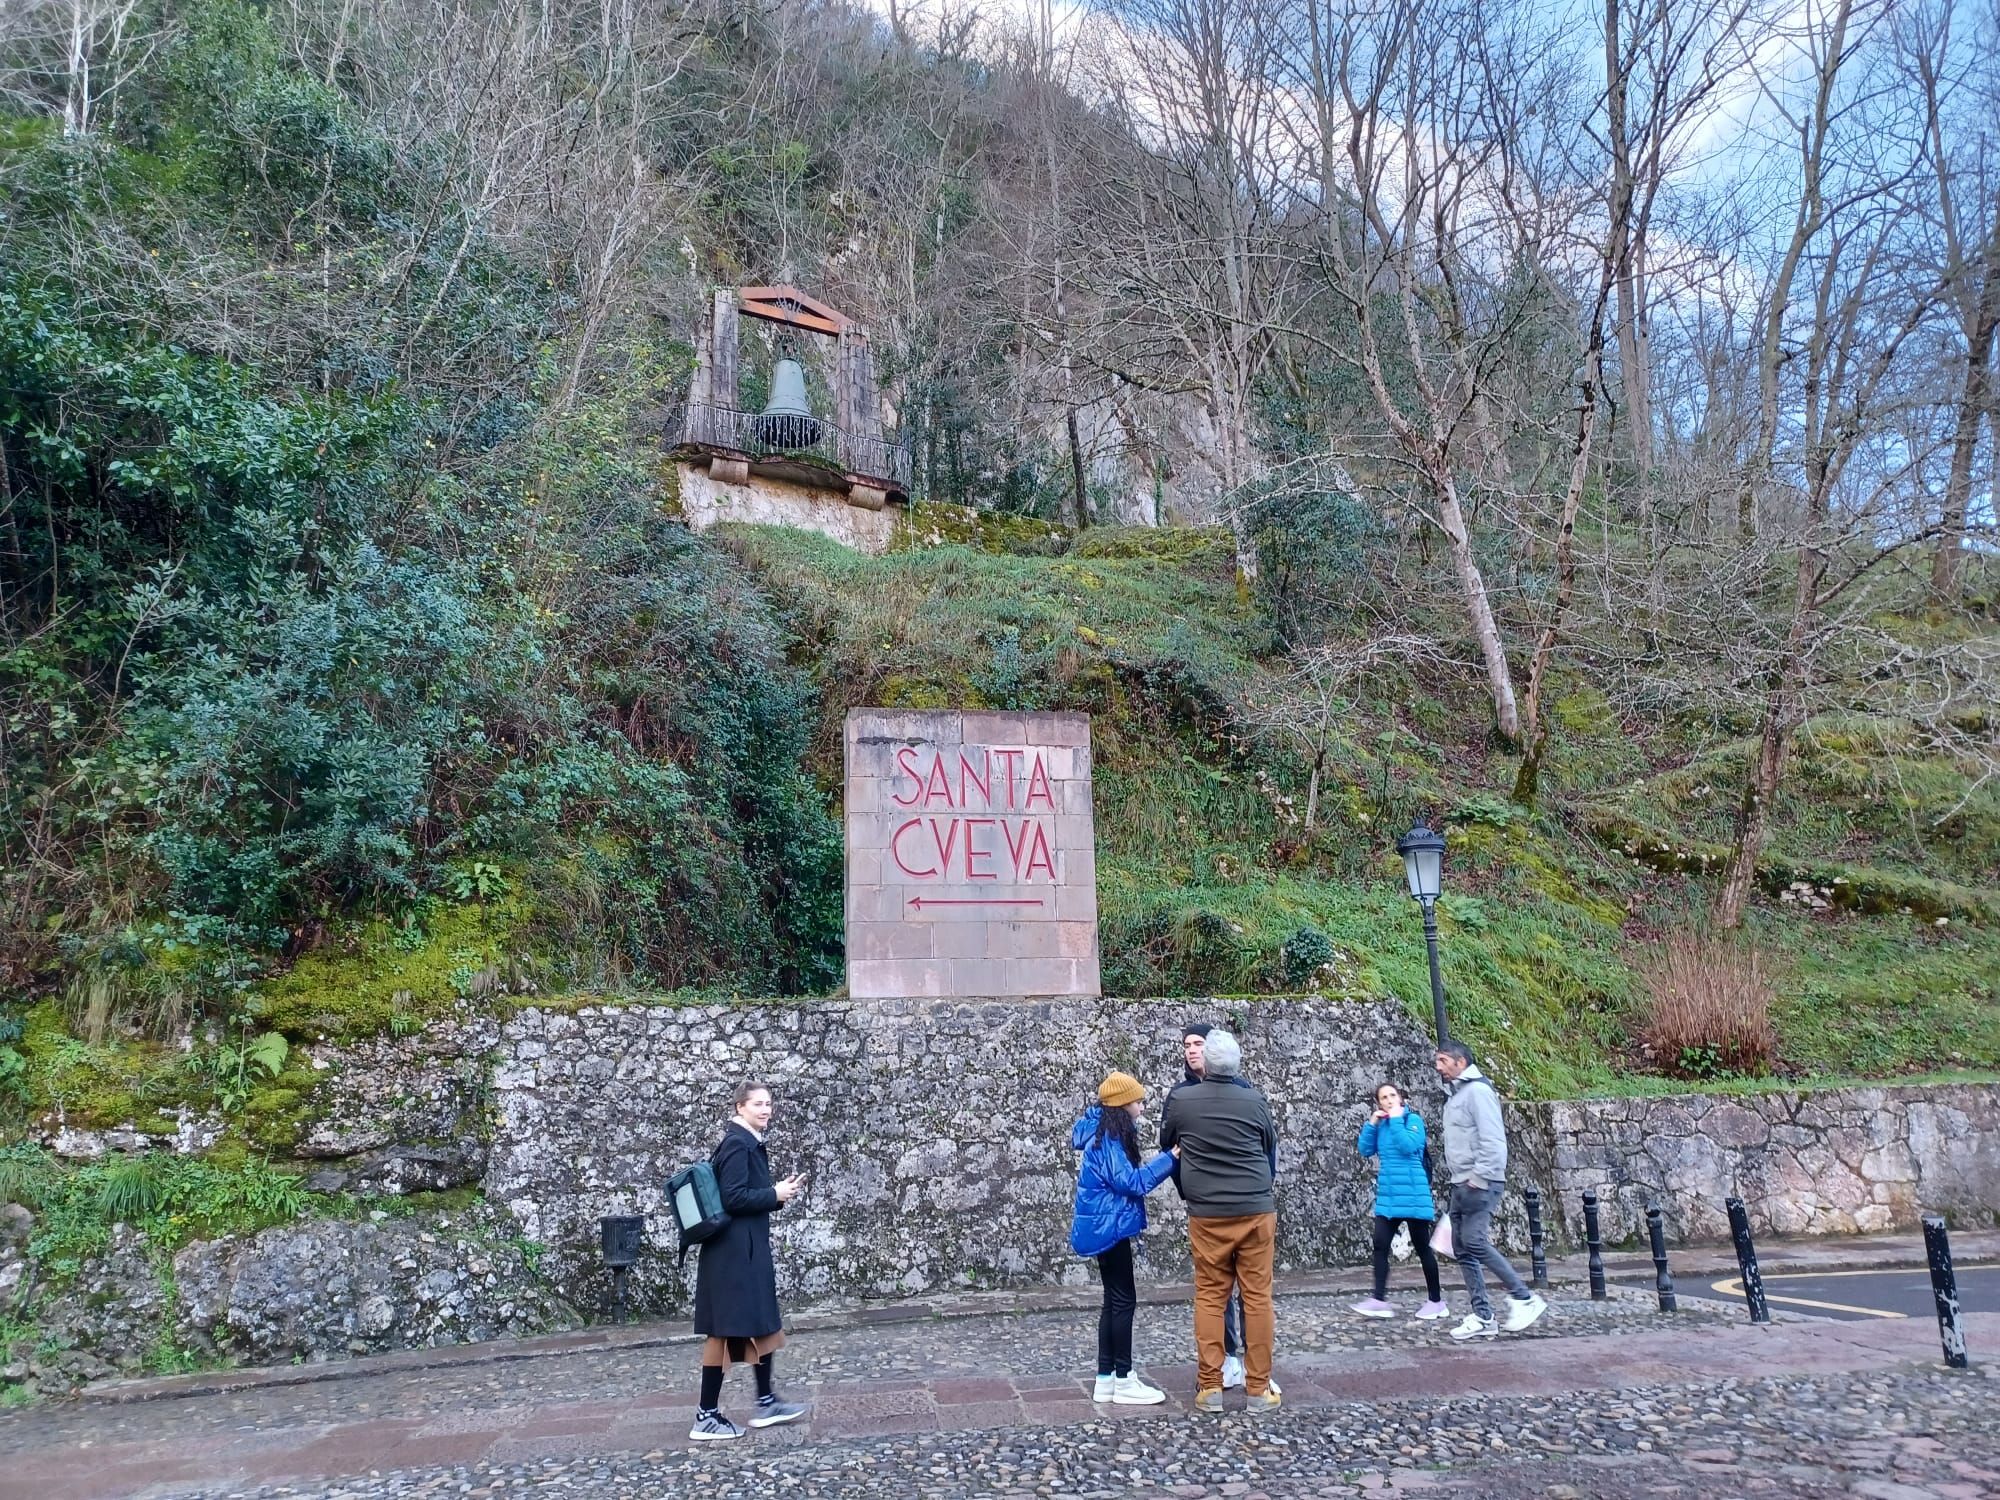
666, 400, 912, 492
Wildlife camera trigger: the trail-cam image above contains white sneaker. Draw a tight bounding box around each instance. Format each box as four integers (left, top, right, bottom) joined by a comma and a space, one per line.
1092, 1373, 1116, 1402
1220, 1354, 1245, 1389
1501, 1293, 1549, 1333
1449, 1314, 1497, 1341
1110, 1373, 1167, 1405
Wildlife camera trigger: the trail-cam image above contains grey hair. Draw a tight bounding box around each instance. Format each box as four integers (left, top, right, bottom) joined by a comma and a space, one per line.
1202, 1030, 1242, 1078
1437, 1040, 1474, 1065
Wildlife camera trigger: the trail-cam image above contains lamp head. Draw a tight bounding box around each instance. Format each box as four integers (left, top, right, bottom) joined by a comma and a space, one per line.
1396, 822, 1445, 903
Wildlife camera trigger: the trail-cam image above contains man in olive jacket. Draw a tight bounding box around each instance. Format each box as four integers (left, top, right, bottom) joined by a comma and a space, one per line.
1159, 1029, 1281, 1409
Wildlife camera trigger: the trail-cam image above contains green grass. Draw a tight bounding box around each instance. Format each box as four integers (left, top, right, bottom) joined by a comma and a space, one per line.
1752, 913, 2000, 1078
25, 520, 1987, 1112
719, 522, 1267, 753
712, 520, 2000, 1098
14, 1003, 196, 1132
0, 1146, 337, 1284
1605, 714, 2000, 892
1096, 869, 1635, 1098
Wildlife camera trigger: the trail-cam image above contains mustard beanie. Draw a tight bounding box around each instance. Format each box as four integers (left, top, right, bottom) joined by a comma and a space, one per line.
1098, 1071, 1145, 1109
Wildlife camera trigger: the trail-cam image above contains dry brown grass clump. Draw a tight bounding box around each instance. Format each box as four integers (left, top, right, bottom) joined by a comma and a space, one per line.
1639, 931, 1778, 1079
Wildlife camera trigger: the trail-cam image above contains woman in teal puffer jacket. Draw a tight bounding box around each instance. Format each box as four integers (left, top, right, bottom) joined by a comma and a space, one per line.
1069, 1070, 1178, 1404
1352, 1082, 1449, 1320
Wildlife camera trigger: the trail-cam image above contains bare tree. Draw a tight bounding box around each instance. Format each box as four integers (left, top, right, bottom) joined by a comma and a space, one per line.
1082, 0, 1294, 562
1906, 0, 2000, 597
979, 2, 1106, 527
1733, 0, 1863, 542
1713, 0, 1948, 926
1510, 0, 1761, 802
0, 0, 162, 139
1245, 632, 1449, 830
1282, 0, 1537, 743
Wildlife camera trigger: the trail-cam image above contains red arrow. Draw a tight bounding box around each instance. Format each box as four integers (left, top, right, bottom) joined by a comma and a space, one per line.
907, 896, 1046, 909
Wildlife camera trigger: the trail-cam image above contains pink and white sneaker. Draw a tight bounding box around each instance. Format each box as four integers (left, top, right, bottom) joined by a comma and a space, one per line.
1415, 1299, 1451, 1320
1351, 1296, 1396, 1318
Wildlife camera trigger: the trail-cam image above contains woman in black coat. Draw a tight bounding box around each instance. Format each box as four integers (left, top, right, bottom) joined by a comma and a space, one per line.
689, 1080, 809, 1441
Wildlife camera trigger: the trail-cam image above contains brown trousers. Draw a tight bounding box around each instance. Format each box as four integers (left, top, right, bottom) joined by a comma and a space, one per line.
1189, 1212, 1276, 1394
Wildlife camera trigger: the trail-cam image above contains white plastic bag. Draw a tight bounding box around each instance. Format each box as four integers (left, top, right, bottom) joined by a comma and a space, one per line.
1431, 1212, 1454, 1259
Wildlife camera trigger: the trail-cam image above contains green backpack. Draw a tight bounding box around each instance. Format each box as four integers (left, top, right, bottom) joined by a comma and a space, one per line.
666, 1158, 730, 1263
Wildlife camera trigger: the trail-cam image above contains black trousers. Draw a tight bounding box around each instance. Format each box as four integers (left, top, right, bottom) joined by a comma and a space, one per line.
1095, 1238, 1137, 1377
1371, 1215, 1444, 1301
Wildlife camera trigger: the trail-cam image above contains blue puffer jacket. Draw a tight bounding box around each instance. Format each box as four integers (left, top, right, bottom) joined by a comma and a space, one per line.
1069, 1107, 1178, 1257
1357, 1111, 1436, 1221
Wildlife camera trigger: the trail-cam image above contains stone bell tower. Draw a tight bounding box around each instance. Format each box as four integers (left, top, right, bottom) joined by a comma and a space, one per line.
666, 286, 910, 553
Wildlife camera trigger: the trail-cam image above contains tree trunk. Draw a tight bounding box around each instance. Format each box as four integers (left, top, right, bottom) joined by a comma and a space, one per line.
1932, 212, 1999, 597
1065, 404, 1091, 530
1717, 544, 1818, 928
1605, 0, 1652, 476
1513, 338, 1602, 806
1435, 467, 1521, 744
1714, 714, 1783, 928
1738, 0, 1850, 540
65, 3, 93, 138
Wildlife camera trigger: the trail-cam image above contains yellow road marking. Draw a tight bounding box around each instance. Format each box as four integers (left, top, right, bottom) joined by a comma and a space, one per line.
1727, 1264, 1997, 1280
1709, 1277, 1907, 1319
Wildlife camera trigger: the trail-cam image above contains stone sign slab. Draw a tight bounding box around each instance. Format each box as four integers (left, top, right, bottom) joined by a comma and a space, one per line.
844, 709, 1100, 998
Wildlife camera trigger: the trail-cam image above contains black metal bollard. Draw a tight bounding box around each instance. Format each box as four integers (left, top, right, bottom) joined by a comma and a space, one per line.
1525, 1188, 1550, 1290
1725, 1197, 1770, 1323
1582, 1190, 1607, 1300
1922, 1215, 1969, 1369
1646, 1203, 1677, 1313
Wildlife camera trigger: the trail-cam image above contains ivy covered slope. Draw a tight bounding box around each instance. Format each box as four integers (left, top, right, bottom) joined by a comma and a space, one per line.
0, 9, 844, 1167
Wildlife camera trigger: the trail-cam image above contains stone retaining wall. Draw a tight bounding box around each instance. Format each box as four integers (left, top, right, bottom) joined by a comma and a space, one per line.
484, 995, 1442, 1315
1508, 1083, 2000, 1247
471, 1002, 2000, 1309
21, 994, 2000, 1385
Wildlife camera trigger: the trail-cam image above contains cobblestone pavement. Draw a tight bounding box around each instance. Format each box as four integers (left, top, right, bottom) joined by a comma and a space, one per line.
0, 1280, 1991, 1500
187, 1368, 2000, 1500
0, 1289, 1718, 1449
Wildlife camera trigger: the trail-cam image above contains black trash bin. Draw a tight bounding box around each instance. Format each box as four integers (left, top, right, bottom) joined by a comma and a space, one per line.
601, 1214, 645, 1269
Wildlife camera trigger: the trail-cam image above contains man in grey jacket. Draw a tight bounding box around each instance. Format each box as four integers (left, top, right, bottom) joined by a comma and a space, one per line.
1435, 1040, 1547, 1340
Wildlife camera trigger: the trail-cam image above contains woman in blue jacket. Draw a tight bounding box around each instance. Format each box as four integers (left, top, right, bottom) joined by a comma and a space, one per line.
1353, 1082, 1448, 1319
1070, 1070, 1178, 1404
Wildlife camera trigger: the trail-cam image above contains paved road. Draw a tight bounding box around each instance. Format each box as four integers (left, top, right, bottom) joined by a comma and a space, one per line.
1686, 1262, 2000, 1321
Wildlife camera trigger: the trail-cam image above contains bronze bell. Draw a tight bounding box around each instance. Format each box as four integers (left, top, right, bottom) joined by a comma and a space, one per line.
756, 356, 820, 449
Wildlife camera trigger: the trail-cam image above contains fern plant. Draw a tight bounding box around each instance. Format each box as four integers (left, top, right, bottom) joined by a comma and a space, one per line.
185, 1029, 290, 1114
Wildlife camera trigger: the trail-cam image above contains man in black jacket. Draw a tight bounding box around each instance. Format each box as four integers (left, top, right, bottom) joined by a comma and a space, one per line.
1168, 1021, 1248, 1387
1160, 1030, 1281, 1412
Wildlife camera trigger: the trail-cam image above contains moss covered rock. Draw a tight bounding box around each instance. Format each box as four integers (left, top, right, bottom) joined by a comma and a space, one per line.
250, 898, 537, 1045
892, 501, 1071, 556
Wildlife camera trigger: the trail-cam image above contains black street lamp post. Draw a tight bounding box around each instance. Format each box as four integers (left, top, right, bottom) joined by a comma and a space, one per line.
1396, 822, 1450, 1046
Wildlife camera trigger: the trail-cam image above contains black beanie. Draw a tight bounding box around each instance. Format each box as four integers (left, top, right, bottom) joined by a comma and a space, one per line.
1183, 1021, 1215, 1041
